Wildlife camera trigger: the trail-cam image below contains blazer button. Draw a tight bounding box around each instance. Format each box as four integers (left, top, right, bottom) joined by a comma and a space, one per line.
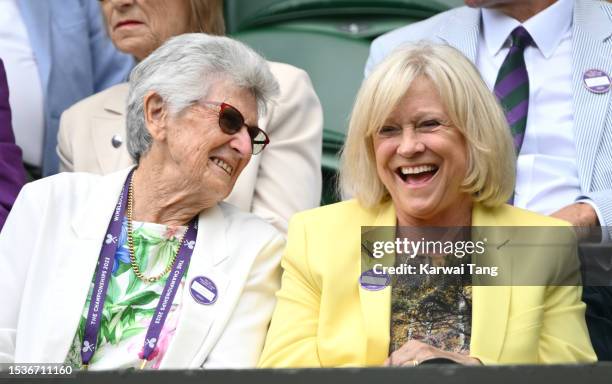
111, 135, 123, 148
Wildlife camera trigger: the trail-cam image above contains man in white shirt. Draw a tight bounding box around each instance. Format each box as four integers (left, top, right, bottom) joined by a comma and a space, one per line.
365, 0, 612, 361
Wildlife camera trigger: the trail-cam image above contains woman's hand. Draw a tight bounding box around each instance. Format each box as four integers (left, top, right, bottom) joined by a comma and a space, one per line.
384, 340, 482, 366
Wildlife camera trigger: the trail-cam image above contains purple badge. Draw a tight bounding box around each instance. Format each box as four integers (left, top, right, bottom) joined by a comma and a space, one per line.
190, 276, 218, 305
583, 69, 610, 94
359, 269, 390, 291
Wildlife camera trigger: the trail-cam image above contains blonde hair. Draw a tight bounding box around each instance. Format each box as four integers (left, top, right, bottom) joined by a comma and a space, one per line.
189, 0, 225, 35
340, 43, 515, 208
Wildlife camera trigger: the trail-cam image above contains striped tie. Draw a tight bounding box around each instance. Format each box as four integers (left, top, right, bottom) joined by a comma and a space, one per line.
494, 26, 533, 153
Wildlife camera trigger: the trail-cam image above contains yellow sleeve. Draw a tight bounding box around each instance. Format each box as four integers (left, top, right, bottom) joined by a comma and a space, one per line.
538, 227, 597, 363
258, 214, 323, 367
538, 284, 597, 363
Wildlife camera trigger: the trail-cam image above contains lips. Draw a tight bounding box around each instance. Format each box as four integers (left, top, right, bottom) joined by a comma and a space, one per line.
114, 20, 143, 30
396, 164, 439, 185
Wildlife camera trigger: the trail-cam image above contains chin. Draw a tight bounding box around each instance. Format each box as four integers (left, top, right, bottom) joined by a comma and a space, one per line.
396, 199, 440, 223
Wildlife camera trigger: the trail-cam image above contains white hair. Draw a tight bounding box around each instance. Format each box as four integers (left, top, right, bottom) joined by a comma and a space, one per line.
126, 33, 279, 162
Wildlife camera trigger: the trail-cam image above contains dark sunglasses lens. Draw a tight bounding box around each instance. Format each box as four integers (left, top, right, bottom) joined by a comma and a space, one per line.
219, 106, 243, 134
250, 128, 268, 155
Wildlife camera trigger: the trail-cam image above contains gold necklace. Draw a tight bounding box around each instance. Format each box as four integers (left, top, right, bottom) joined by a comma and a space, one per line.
127, 175, 183, 283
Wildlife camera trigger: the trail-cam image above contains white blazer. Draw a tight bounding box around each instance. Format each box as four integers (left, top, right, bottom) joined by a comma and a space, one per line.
0, 168, 285, 368
57, 61, 323, 234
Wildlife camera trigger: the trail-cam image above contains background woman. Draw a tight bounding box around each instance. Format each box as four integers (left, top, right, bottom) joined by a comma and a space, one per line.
0, 34, 283, 369
258, 44, 596, 367
58, 0, 322, 233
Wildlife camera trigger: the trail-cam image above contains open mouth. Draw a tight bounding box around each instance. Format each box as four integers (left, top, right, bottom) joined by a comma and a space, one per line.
210, 157, 233, 175
396, 164, 439, 185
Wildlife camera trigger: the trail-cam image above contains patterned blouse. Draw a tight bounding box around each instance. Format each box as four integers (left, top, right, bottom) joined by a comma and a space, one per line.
390, 253, 472, 355
65, 217, 187, 370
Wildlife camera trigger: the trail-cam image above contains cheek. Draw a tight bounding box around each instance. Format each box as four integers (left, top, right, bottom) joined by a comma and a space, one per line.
373, 140, 395, 172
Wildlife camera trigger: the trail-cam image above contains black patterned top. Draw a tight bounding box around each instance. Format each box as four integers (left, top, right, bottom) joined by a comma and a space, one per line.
390, 253, 472, 354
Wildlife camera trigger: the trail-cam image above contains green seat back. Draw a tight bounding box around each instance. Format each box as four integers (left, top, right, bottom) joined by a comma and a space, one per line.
229, 1, 464, 204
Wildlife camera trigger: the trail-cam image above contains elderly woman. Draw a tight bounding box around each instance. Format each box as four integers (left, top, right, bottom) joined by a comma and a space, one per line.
0, 34, 283, 370
57, 0, 322, 234
258, 44, 596, 367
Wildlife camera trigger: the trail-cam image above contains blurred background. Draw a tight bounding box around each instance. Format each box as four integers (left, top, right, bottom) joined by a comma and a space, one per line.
225, 0, 464, 204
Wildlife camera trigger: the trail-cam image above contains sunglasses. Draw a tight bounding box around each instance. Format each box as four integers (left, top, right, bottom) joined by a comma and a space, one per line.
198, 101, 269, 155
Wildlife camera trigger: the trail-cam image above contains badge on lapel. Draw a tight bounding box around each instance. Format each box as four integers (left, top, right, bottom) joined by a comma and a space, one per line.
189, 276, 218, 305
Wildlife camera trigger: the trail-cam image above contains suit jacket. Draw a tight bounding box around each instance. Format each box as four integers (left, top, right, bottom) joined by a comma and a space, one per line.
0, 168, 284, 368
57, 61, 323, 234
0, 60, 25, 231
258, 199, 597, 367
17, 0, 134, 176
366, 0, 612, 237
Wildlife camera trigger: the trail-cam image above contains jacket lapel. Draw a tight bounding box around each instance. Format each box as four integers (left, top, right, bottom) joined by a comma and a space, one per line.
91, 84, 134, 174
160, 205, 230, 368
437, 6, 481, 63
470, 204, 511, 364
358, 202, 395, 364
39, 169, 133, 362
571, 1, 612, 191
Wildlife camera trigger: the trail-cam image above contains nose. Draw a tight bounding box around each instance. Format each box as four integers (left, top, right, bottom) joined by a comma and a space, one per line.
396, 128, 425, 158
229, 126, 253, 156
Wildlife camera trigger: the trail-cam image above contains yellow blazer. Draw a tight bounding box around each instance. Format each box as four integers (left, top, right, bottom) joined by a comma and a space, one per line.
258, 199, 597, 367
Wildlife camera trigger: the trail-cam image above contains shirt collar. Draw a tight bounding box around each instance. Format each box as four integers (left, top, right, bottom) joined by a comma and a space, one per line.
481, 0, 573, 59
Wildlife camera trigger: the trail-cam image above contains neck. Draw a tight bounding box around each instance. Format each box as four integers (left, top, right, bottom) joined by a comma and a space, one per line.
130, 159, 206, 226
495, 0, 557, 22
396, 196, 473, 228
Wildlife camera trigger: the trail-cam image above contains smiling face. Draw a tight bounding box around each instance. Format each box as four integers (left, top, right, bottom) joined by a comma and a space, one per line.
372, 76, 472, 226
101, 0, 192, 61
153, 79, 257, 205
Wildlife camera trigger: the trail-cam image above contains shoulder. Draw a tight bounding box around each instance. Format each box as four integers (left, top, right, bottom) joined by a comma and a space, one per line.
21, 171, 102, 196
266, 61, 315, 93
371, 7, 466, 54
484, 204, 572, 227
290, 199, 380, 230
218, 202, 282, 242
267, 61, 308, 80
11, 172, 108, 223
62, 83, 128, 121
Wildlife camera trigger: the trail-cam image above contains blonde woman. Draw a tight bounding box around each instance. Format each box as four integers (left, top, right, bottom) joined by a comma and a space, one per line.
258, 44, 596, 367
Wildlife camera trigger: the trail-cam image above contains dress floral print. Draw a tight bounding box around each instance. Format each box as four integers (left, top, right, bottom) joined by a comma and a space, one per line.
65, 217, 187, 370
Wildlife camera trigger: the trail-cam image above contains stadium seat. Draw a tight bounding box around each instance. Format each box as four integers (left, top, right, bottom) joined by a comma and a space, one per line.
225, 0, 464, 34
228, 0, 463, 204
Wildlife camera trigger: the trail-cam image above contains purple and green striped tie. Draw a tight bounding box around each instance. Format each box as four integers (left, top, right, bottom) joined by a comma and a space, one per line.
494, 26, 533, 153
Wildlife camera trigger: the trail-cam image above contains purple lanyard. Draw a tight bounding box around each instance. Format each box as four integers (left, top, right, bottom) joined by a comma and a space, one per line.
81, 169, 198, 368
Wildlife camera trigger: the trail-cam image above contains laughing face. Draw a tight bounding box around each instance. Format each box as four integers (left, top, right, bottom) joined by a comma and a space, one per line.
160, 79, 256, 205
372, 76, 472, 226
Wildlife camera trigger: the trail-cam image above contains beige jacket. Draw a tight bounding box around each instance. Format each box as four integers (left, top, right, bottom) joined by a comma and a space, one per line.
57, 62, 323, 234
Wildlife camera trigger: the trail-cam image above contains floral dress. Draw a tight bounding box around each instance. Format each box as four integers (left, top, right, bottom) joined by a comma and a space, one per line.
65, 217, 188, 370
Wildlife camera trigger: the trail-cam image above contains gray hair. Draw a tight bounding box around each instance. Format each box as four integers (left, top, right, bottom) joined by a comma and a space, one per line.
126, 33, 279, 162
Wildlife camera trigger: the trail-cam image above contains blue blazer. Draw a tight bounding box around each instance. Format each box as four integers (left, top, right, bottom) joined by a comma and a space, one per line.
366, 0, 612, 237
17, 0, 134, 176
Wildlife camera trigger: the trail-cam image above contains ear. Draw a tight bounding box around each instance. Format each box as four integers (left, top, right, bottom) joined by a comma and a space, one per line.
143, 91, 168, 141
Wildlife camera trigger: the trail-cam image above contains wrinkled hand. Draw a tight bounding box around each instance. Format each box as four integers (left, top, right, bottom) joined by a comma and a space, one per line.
384, 340, 481, 366
550, 203, 599, 227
